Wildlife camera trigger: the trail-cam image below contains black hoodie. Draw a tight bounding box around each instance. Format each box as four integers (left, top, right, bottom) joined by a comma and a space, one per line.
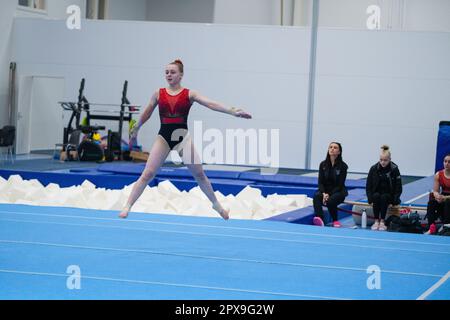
366, 162, 402, 205
318, 160, 349, 196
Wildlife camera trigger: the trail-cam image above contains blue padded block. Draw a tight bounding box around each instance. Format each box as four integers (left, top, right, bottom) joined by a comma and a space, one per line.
268, 205, 349, 225
158, 167, 241, 180
346, 188, 368, 202
266, 207, 312, 224
97, 164, 242, 180
160, 178, 250, 196
253, 185, 318, 198
97, 163, 145, 175
239, 172, 366, 189
239, 172, 317, 186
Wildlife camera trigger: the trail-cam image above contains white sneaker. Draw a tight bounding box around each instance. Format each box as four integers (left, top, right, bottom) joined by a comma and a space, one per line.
378, 221, 387, 231
371, 221, 380, 230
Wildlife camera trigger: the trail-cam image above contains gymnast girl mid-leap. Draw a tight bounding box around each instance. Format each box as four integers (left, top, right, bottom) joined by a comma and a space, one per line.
119, 59, 252, 220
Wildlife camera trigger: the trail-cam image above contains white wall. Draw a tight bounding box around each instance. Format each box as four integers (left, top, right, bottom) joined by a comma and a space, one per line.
316, 0, 450, 32
214, 0, 280, 25
146, 0, 215, 23
0, 0, 17, 128
11, 18, 311, 169
403, 0, 450, 32
312, 29, 450, 176
108, 0, 147, 21
0, 0, 86, 129
46, 0, 87, 19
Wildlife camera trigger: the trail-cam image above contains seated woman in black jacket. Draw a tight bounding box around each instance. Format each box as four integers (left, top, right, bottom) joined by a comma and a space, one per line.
313, 142, 348, 228
366, 145, 402, 231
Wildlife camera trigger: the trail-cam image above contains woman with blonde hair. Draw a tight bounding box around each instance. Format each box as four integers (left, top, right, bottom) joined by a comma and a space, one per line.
366, 145, 402, 231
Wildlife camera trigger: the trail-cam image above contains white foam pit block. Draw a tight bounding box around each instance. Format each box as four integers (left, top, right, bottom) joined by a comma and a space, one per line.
81, 180, 96, 190
13, 199, 35, 206
0, 194, 8, 203
45, 183, 60, 193
275, 205, 298, 214
165, 199, 183, 213
214, 191, 226, 201
286, 194, 307, 207
90, 189, 108, 204
7, 175, 23, 186
185, 202, 213, 217
271, 195, 296, 208
38, 198, 61, 207
29, 179, 44, 189
158, 180, 181, 197
176, 197, 192, 212
0, 176, 7, 185
103, 191, 122, 210
121, 185, 134, 198
182, 194, 202, 208
141, 186, 156, 201
0, 183, 8, 195
251, 197, 275, 213
154, 198, 168, 211
7, 185, 28, 203
110, 192, 128, 210
266, 194, 279, 203
188, 186, 209, 201
228, 201, 250, 217
132, 203, 148, 213
236, 186, 262, 201
252, 209, 273, 220
225, 194, 236, 201
25, 187, 47, 202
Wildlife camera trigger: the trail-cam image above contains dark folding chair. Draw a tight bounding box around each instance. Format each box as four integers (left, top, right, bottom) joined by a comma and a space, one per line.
0, 125, 16, 164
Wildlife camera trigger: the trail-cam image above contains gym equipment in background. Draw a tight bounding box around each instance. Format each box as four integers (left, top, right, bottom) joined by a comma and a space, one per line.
58, 78, 141, 162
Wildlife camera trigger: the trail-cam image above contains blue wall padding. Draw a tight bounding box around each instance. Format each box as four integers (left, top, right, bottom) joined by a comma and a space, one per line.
435, 121, 450, 172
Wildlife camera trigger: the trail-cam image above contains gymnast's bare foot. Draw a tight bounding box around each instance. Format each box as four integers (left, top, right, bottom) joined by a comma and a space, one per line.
213, 201, 230, 220
119, 205, 130, 219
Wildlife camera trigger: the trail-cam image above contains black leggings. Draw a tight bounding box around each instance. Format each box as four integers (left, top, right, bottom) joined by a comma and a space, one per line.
313, 191, 346, 222
372, 193, 393, 220
427, 195, 450, 225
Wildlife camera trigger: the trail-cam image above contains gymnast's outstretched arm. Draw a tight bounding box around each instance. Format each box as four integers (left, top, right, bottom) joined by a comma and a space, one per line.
132, 90, 159, 136
189, 90, 252, 119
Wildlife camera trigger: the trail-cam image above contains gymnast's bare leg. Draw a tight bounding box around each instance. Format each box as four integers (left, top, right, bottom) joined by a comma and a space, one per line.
177, 134, 229, 220
119, 135, 170, 218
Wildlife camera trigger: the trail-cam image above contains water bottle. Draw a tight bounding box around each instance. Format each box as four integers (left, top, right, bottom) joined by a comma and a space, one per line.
361, 209, 367, 229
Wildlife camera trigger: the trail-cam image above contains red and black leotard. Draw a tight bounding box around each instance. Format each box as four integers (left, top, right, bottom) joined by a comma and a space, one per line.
438, 170, 450, 195
158, 88, 193, 150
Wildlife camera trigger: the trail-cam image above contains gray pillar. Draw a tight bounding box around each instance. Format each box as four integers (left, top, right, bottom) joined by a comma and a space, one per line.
305, 0, 319, 169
